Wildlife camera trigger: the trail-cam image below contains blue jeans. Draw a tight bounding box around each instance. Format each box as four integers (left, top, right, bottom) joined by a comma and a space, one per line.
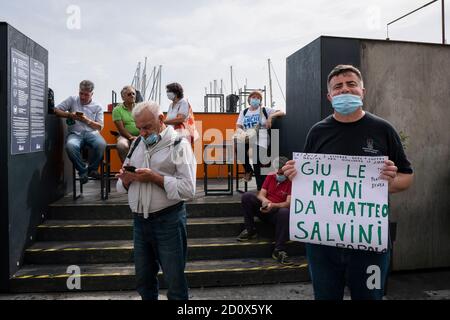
65, 132, 106, 175
306, 244, 390, 300
133, 203, 189, 300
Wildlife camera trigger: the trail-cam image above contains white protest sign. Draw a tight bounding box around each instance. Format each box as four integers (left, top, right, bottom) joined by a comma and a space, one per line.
290, 153, 389, 252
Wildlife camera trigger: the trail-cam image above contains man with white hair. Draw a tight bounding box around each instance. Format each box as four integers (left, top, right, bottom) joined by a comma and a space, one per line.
116, 101, 196, 300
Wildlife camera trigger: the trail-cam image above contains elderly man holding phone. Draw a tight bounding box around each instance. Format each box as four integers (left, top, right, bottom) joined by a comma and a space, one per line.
116, 101, 196, 300
54, 80, 106, 184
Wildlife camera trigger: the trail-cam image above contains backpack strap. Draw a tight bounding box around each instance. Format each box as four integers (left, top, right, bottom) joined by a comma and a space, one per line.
262, 107, 268, 120
262, 107, 272, 146
126, 136, 142, 159
244, 107, 268, 119
174, 136, 183, 147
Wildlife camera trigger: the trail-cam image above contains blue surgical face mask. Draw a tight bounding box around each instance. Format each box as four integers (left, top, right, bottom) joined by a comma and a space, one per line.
331, 94, 363, 115
250, 98, 261, 108
276, 174, 287, 183
143, 133, 159, 146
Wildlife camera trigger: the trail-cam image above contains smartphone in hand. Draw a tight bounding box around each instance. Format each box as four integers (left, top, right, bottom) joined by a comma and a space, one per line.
124, 165, 137, 173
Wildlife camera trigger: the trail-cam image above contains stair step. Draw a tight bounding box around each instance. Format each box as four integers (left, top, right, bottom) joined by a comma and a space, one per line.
25, 238, 305, 264
47, 201, 243, 220
11, 258, 309, 293
36, 218, 275, 241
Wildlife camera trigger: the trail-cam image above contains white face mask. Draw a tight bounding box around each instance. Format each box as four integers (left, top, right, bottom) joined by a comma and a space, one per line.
167, 92, 176, 101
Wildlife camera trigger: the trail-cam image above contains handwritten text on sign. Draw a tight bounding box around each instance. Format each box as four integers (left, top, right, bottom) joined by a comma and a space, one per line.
289, 153, 389, 252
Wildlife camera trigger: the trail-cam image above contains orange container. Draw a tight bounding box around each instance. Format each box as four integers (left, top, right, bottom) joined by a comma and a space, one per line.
101, 112, 240, 178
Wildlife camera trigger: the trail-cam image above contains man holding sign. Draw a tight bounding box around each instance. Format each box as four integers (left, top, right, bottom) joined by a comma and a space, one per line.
282, 65, 414, 300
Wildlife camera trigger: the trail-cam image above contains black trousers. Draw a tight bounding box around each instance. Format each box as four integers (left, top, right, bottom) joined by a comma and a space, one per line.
243, 142, 270, 191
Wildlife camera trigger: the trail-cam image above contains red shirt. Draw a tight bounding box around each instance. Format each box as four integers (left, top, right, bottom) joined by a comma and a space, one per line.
262, 174, 292, 204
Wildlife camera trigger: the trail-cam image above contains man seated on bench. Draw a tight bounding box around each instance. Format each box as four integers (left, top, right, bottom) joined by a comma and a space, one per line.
54, 80, 106, 184
236, 156, 293, 265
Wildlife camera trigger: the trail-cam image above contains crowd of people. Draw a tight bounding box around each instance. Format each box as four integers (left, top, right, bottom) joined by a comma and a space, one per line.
53, 64, 413, 301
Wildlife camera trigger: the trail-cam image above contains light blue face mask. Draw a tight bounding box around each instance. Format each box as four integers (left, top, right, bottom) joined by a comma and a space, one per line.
250, 98, 261, 108
331, 94, 363, 115
143, 133, 159, 146
276, 174, 287, 183
167, 92, 176, 101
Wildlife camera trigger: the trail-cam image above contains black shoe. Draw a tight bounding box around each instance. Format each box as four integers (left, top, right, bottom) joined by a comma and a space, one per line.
88, 171, 101, 180
241, 171, 253, 182
236, 229, 257, 242
272, 249, 293, 265
79, 173, 89, 185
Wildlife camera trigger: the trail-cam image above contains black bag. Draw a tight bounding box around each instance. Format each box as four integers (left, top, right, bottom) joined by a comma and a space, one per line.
48, 88, 55, 114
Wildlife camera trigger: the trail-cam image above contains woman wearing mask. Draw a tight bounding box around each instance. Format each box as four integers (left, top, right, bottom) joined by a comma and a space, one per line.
236, 91, 285, 191
164, 83, 197, 143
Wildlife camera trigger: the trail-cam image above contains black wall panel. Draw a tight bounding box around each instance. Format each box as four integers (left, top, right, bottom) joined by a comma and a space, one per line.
0, 22, 69, 291
281, 36, 361, 158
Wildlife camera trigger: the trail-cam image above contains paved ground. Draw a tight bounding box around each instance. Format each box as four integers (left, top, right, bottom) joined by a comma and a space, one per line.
4, 181, 449, 300
1, 269, 449, 300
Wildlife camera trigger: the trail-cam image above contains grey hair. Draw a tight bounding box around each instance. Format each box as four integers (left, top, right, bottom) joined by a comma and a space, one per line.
132, 101, 162, 119
121, 85, 136, 98
79, 80, 94, 92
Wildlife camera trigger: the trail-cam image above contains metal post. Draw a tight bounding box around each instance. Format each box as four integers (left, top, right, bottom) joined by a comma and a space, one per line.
244, 85, 247, 108
136, 62, 141, 92
142, 57, 147, 99
230, 66, 234, 95
386, 0, 441, 42
268, 59, 273, 108
220, 79, 224, 113
158, 66, 162, 106
214, 80, 218, 112
443, 0, 446, 44
238, 88, 241, 112
152, 67, 157, 100
264, 86, 267, 107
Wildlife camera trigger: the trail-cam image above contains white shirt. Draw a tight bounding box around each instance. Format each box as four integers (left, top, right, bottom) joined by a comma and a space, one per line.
116, 126, 197, 215
56, 96, 104, 135
167, 98, 189, 122
236, 106, 278, 148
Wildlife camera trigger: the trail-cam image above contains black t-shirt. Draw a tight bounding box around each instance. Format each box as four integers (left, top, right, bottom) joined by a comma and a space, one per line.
304, 112, 413, 174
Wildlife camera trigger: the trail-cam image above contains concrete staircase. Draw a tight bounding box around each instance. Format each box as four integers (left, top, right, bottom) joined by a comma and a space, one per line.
10, 199, 309, 293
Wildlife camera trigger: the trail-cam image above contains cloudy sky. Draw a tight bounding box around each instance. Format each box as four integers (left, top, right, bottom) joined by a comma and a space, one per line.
1, 0, 447, 112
